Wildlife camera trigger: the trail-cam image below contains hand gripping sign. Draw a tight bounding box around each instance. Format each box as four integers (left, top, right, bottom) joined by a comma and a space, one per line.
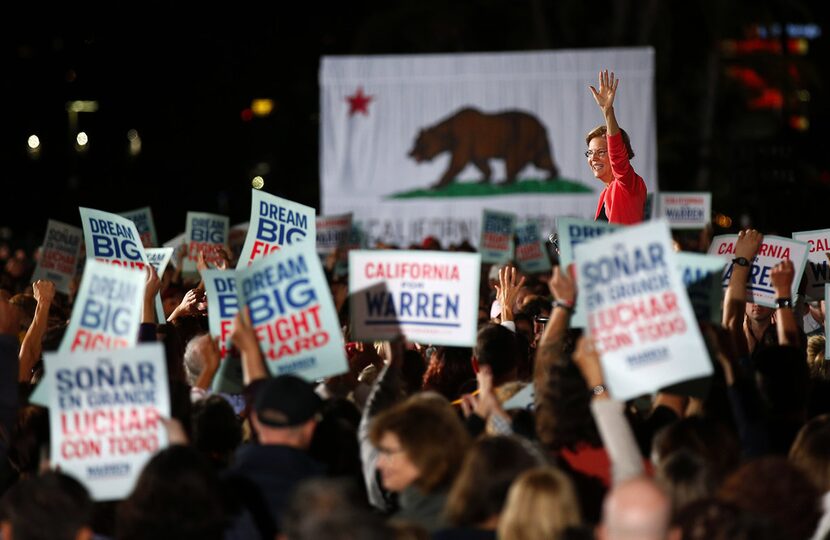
48, 343, 170, 501
183, 212, 229, 275
79, 207, 149, 271
708, 234, 808, 308
574, 220, 713, 401
349, 250, 482, 347
792, 229, 830, 300
119, 206, 158, 248
31, 219, 83, 295
145, 247, 174, 323
479, 209, 516, 264
556, 217, 621, 328
237, 189, 316, 267
236, 242, 348, 381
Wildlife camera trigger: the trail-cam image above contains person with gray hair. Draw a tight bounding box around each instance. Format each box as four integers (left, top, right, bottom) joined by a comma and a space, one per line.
596, 476, 680, 540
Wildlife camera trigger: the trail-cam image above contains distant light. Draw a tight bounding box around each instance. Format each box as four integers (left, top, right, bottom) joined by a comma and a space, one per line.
27, 135, 40, 149
241, 108, 254, 122
789, 115, 809, 131
66, 100, 99, 113
252, 176, 265, 189
797, 90, 811, 102
251, 99, 274, 117
127, 129, 139, 141
76, 132, 89, 146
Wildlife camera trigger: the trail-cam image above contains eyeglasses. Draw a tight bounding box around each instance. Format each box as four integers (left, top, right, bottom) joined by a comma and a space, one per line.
584, 149, 608, 158
377, 446, 406, 457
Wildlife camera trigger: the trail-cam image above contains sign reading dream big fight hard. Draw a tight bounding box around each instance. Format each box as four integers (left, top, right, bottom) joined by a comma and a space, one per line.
236, 243, 347, 380
349, 250, 482, 346
708, 235, 809, 309
575, 220, 712, 401
676, 252, 728, 324
792, 229, 830, 300
183, 212, 229, 275
48, 343, 170, 501
514, 220, 551, 274
656, 192, 711, 229
145, 248, 174, 323
479, 209, 516, 264
119, 207, 158, 248
31, 220, 83, 295
80, 208, 148, 270
61, 259, 147, 353
238, 190, 316, 267
556, 217, 621, 328
202, 270, 238, 359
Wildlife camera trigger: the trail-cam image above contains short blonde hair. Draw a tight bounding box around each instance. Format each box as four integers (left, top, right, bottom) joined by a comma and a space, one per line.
585, 125, 635, 160
497, 467, 582, 540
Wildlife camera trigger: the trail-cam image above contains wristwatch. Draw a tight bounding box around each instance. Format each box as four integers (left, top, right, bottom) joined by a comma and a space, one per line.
732, 257, 750, 267
591, 384, 607, 396
775, 297, 793, 309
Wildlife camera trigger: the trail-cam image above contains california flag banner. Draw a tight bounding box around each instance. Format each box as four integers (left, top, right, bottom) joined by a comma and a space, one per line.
320, 48, 657, 246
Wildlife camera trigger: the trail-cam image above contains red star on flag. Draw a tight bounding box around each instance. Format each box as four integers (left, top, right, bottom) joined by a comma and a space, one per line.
346, 87, 373, 116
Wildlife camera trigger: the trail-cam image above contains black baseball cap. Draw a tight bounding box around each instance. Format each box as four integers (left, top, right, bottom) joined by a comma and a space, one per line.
254, 375, 322, 427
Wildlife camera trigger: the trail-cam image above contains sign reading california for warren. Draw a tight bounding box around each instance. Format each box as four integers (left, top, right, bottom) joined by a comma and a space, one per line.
349, 250, 481, 346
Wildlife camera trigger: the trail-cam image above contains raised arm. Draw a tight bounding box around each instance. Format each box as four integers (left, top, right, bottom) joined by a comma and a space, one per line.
230, 306, 267, 384
722, 230, 763, 358
495, 265, 526, 325
589, 69, 621, 137
535, 265, 575, 390
18, 280, 55, 382
142, 265, 161, 325
770, 260, 800, 347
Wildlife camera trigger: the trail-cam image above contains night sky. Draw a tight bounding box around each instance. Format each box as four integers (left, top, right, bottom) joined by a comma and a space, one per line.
1, 2, 827, 250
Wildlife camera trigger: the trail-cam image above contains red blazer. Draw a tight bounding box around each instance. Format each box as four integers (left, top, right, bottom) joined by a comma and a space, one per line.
594, 132, 647, 225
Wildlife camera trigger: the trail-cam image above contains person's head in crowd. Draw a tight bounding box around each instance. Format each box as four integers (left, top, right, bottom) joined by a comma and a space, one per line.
718, 457, 821, 540
512, 311, 534, 344
7, 406, 50, 479
281, 477, 394, 540
752, 345, 810, 451
8, 293, 36, 332
0, 471, 93, 540
421, 236, 441, 251
673, 498, 779, 540
369, 397, 470, 494
497, 467, 582, 540
789, 414, 830, 493
473, 324, 519, 386
161, 285, 185, 318
400, 349, 426, 396
535, 360, 601, 453
191, 395, 242, 470
806, 335, 827, 379
252, 375, 322, 450
445, 436, 544, 530
596, 476, 678, 540
744, 302, 777, 347
655, 449, 717, 517
421, 346, 475, 401
308, 398, 364, 479
116, 446, 226, 540
651, 416, 739, 488
183, 333, 212, 386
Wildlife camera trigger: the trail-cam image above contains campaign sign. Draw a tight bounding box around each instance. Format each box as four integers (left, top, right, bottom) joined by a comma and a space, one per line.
514, 220, 551, 274
80, 207, 148, 270
162, 233, 186, 269
119, 207, 158, 248
236, 242, 348, 380
479, 210, 516, 264
349, 250, 482, 346
237, 190, 316, 267
676, 252, 728, 324
708, 235, 809, 308
792, 229, 830, 300
61, 259, 147, 353
145, 248, 174, 323
656, 192, 711, 229
31, 220, 83, 294
183, 212, 229, 275
574, 220, 713, 401
826, 285, 830, 359
556, 217, 621, 328
317, 213, 353, 255
202, 270, 238, 360
48, 343, 170, 501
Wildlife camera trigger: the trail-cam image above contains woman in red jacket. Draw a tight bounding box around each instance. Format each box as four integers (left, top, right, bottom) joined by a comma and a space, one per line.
586, 70, 647, 225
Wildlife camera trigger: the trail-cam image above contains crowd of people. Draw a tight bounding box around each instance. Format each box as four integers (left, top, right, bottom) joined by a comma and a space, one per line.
0, 217, 828, 540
